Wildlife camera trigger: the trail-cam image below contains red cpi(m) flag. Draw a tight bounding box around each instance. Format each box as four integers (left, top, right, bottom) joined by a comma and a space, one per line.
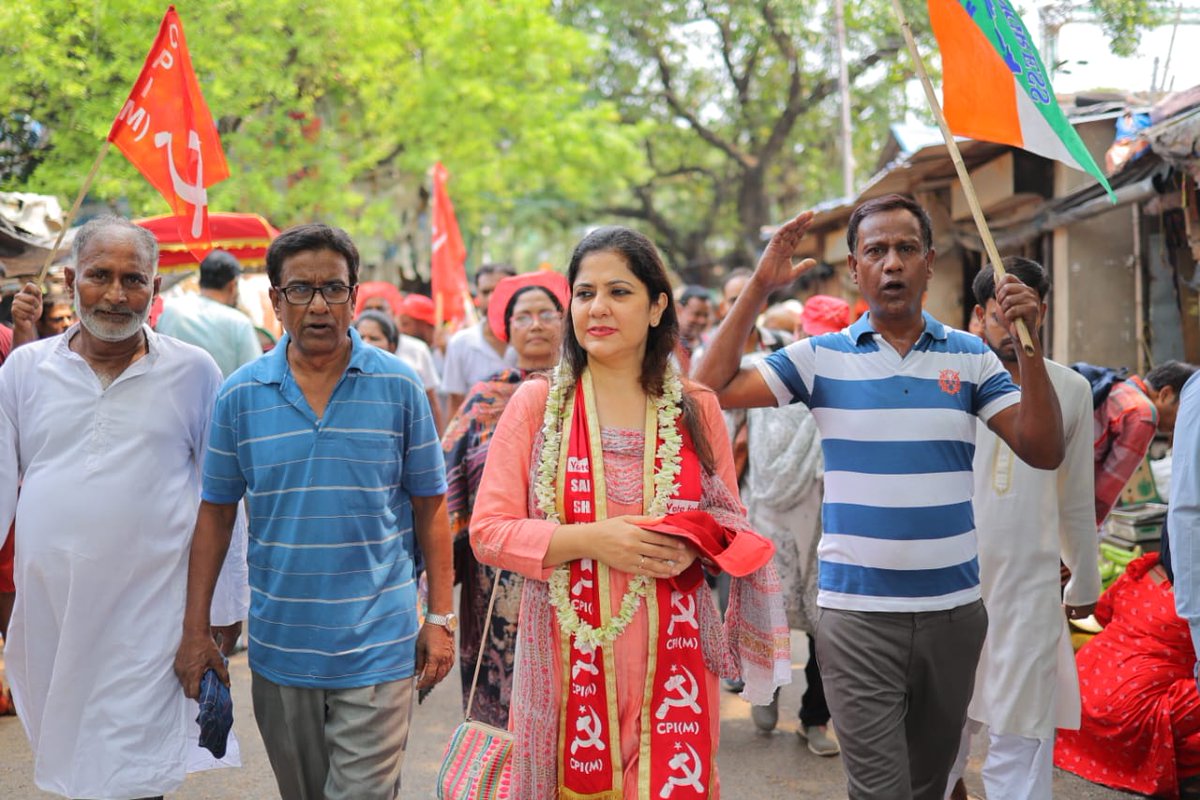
107, 5, 228, 261
430, 162, 469, 324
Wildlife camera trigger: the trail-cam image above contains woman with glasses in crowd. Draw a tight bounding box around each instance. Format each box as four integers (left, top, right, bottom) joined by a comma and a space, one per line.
441, 271, 568, 728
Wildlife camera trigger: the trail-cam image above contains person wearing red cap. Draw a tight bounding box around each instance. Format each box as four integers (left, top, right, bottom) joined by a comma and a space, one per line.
398, 293, 438, 347
441, 270, 568, 729
354, 280, 405, 320
800, 294, 852, 337
441, 263, 518, 419
470, 226, 788, 799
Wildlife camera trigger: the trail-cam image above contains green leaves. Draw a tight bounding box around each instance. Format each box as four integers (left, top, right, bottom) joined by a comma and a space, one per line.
0, 0, 642, 264
1090, 0, 1170, 57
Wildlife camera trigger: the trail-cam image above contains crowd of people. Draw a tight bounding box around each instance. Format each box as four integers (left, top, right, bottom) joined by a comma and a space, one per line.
1, 192, 1200, 800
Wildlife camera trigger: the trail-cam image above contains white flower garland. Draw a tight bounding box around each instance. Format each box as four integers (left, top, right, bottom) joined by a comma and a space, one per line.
539, 361, 686, 648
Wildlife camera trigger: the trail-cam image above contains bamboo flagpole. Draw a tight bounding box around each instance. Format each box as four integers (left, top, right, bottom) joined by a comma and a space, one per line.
36, 141, 112, 285
888, 0, 1036, 356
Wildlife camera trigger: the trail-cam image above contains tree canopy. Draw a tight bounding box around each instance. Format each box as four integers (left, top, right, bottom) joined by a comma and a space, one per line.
0, 0, 644, 270
0, 0, 1178, 280
558, 0, 916, 280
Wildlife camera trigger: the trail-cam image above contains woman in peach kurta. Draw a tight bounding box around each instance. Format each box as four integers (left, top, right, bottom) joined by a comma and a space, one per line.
471, 226, 788, 800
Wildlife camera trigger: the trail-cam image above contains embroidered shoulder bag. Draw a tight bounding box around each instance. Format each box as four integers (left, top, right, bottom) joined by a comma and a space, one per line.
436, 568, 512, 800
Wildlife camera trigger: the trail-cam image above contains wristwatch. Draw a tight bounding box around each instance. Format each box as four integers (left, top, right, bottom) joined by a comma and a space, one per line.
425, 612, 458, 632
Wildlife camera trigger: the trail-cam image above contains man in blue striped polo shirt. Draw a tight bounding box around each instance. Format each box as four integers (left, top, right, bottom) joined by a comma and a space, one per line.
174, 223, 454, 800
695, 195, 1064, 800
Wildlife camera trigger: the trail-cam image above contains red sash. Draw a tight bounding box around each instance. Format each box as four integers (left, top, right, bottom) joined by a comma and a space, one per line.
557, 370, 713, 799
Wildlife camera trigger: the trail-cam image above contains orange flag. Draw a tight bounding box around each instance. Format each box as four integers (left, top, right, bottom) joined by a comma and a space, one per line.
107, 6, 228, 260
928, 0, 1113, 199
430, 162, 469, 324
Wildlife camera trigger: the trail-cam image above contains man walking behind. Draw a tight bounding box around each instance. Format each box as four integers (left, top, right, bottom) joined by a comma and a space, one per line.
0, 217, 231, 798
946, 258, 1099, 799
156, 248, 262, 379
1095, 360, 1195, 526
175, 223, 455, 800
694, 194, 1064, 800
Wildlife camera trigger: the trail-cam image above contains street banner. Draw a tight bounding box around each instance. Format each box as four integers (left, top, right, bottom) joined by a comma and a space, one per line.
928, 0, 1115, 200
430, 162, 470, 324
107, 5, 229, 260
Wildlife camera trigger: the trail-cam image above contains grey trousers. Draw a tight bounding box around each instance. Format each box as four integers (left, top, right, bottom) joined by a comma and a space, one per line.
251, 672, 415, 800
815, 600, 987, 800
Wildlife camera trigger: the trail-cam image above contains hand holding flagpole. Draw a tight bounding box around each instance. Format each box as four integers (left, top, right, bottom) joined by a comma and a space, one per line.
889, 0, 1035, 355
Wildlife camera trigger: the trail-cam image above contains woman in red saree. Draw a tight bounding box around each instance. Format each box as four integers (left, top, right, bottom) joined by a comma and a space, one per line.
1055, 552, 1200, 798
471, 226, 789, 799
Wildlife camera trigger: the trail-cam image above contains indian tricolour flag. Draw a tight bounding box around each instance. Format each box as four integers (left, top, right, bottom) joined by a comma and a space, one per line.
928, 0, 1116, 200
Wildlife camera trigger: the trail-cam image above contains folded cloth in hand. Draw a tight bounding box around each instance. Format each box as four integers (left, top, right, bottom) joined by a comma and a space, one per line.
196, 667, 233, 759
641, 510, 775, 577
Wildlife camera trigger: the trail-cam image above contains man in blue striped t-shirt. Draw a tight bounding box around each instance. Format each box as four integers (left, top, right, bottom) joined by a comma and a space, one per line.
174, 224, 454, 800
695, 195, 1064, 800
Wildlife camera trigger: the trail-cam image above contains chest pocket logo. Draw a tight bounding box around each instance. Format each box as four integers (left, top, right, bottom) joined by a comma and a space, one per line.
939, 369, 962, 396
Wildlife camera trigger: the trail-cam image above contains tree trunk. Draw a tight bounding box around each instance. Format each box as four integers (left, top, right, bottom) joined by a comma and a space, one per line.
736, 163, 769, 265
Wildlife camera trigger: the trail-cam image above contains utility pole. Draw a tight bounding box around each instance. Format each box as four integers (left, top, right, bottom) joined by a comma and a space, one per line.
834, 0, 854, 197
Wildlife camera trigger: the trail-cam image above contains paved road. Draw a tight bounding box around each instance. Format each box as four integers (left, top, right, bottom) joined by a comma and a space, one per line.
0, 634, 1131, 799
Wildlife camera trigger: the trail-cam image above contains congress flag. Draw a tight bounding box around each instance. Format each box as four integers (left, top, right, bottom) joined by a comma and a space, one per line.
430, 162, 470, 324
928, 0, 1115, 200
107, 5, 229, 260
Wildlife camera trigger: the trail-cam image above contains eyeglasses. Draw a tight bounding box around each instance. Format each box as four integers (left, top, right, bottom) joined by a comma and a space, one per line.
277, 283, 354, 305
510, 310, 562, 328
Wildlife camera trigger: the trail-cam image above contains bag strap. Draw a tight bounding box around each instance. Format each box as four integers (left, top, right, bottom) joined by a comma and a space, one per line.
464, 566, 504, 720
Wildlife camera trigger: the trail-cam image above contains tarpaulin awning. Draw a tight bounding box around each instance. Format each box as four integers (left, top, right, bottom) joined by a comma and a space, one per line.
136, 212, 279, 271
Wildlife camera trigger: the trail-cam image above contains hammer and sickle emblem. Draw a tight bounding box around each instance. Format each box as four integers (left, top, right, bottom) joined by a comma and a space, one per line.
570, 706, 606, 755
666, 592, 698, 636
154, 129, 207, 238
572, 646, 600, 681
655, 665, 702, 720
659, 743, 706, 797
572, 572, 595, 597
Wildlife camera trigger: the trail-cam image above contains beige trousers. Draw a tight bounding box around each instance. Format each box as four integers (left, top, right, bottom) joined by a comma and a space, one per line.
251, 672, 414, 800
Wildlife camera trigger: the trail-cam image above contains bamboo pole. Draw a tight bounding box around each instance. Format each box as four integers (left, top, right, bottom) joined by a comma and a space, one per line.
37, 141, 112, 285
888, 0, 1036, 355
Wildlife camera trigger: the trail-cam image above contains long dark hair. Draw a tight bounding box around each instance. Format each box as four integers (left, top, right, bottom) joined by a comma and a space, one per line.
563, 226, 715, 473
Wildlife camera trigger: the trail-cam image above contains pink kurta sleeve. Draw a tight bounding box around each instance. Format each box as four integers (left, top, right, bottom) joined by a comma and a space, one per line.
469, 378, 558, 580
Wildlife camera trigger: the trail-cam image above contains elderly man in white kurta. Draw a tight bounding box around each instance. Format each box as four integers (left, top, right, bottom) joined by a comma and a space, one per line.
946, 258, 1100, 799
0, 217, 241, 799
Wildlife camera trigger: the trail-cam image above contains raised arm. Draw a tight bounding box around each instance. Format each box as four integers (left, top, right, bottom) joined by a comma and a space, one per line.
985, 275, 1064, 470
693, 211, 817, 409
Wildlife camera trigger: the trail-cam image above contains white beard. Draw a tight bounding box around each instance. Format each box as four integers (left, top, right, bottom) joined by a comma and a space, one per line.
74, 284, 151, 342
